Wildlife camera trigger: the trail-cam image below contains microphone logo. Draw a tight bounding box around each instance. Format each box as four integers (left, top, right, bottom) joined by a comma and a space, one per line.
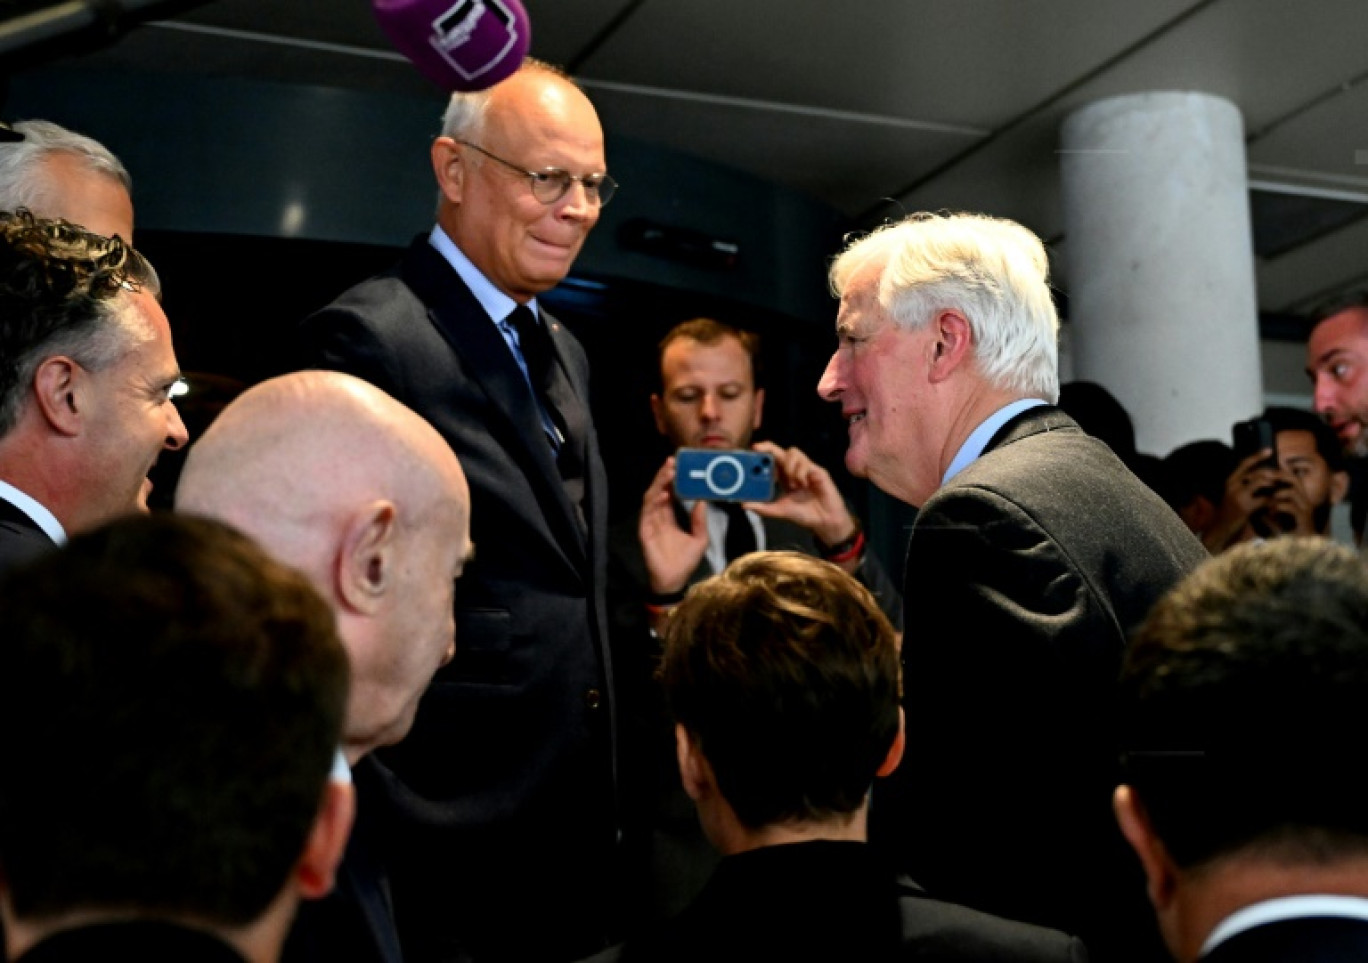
428, 0, 521, 82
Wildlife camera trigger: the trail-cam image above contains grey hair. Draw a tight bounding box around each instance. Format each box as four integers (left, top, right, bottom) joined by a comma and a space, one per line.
0, 120, 131, 214
830, 211, 1061, 403
0, 297, 151, 438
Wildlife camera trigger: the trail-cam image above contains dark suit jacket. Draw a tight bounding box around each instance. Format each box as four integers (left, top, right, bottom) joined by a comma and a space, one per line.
871, 406, 1207, 962
299, 236, 619, 963
0, 496, 56, 577
583, 841, 1088, 963
1202, 915, 1368, 962
281, 757, 403, 963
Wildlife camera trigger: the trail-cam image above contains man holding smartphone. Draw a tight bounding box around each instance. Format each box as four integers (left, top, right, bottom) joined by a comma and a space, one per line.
1201, 407, 1349, 552
621, 318, 900, 630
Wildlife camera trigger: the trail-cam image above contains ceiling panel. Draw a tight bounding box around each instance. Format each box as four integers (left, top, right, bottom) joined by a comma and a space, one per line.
175, 0, 388, 46
578, 0, 1201, 129
584, 83, 982, 215
1256, 216, 1368, 314
520, 0, 641, 68
1248, 81, 1368, 189
39, 20, 441, 98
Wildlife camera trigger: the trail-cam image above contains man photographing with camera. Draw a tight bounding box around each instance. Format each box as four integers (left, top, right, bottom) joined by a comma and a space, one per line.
606, 317, 901, 926
1202, 406, 1349, 552
619, 318, 900, 630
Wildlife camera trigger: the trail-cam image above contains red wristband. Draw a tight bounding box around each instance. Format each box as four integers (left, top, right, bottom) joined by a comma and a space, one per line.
823, 529, 866, 564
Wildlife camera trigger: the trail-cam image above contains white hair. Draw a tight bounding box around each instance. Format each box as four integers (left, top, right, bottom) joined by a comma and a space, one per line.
0, 120, 131, 214
830, 211, 1061, 402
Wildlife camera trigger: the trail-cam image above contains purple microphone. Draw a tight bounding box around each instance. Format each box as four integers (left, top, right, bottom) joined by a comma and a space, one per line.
373, 0, 531, 93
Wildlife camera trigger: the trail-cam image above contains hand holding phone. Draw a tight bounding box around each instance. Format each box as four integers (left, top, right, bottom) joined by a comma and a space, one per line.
1231, 418, 1278, 469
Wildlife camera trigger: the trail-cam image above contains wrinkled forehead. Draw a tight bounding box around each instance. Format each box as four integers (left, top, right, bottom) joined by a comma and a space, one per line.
836, 261, 893, 333
1311, 307, 1368, 355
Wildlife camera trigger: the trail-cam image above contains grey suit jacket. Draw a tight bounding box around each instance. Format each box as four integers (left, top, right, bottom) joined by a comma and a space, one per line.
871, 406, 1207, 961
299, 235, 619, 963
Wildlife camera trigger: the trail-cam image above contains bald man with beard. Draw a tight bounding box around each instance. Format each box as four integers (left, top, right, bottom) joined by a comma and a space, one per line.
176, 370, 473, 963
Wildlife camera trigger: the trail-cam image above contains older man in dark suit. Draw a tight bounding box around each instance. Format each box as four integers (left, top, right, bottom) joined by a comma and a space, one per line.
817, 212, 1207, 960
298, 59, 619, 963
1115, 537, 1368, 962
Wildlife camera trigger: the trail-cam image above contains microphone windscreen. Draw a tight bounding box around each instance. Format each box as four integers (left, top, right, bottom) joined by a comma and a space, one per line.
373, 0, 531, 93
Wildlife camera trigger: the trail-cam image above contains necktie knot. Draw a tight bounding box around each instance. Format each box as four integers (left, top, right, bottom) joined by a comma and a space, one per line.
508, 305, 553, 389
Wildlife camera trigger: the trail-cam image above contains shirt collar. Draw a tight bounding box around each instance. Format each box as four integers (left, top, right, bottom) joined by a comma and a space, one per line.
428, 225, 539, 324
0, 479, 66, 545
942, 398, 1048, 486
1203, 894, 1368, 955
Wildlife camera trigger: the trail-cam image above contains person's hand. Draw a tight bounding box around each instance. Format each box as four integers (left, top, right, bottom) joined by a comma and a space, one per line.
1262, 467, 1318, 535
638, 456, 708, 595
1203, 448, 1280, 551
746, 441, 860, 565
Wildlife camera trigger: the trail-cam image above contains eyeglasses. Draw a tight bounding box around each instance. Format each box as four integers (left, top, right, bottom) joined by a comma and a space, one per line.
458, 140, 618, 208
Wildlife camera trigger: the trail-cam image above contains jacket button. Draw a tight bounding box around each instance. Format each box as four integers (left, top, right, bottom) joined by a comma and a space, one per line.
585, 688, 602, 710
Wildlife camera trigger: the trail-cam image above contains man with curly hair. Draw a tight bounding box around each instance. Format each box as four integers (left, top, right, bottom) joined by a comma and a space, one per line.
0, 210, 187, 572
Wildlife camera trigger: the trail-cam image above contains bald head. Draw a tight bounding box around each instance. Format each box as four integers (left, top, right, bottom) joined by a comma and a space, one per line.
177, 370, 472, 759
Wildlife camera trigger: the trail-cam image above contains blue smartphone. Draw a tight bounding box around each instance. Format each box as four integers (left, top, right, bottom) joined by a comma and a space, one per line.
674, 448, 776, 502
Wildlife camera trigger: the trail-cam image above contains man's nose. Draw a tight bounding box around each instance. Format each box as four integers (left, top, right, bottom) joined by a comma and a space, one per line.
1311, 375, 1337, 416
817, 353, 842, 401
558, 178, 596, 220
165, 402, 190, 450
699, 393, 720, 420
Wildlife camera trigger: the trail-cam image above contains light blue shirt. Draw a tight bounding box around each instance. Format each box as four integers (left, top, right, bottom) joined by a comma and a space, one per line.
428, 226, 561, 449
0, 479, 66, 545
1202, 894, 1368, 955
942, 398, 1049, 486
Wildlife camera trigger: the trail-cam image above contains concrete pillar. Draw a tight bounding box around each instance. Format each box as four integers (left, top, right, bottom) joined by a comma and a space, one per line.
1060, 91, 1262, 457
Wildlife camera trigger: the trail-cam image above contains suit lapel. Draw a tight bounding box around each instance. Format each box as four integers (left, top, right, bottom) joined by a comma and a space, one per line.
399, 239, 588, 562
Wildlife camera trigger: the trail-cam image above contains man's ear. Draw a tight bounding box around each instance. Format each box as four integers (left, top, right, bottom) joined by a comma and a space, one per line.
928, 310, 973, 384
675, 724, 714, 803
1114, 785, 1178, 911
751, 387, 766, 433
334, 501, 398, 616
876, 707, 906, 778
295, 779, 355, 900
649, 393, 668, 438
431, 136, 465, 206
1331, 469, 1350, 506
32, 356, 84, 436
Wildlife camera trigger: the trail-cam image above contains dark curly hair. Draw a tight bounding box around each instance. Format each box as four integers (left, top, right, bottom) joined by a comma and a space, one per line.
0, 209, 160, 435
